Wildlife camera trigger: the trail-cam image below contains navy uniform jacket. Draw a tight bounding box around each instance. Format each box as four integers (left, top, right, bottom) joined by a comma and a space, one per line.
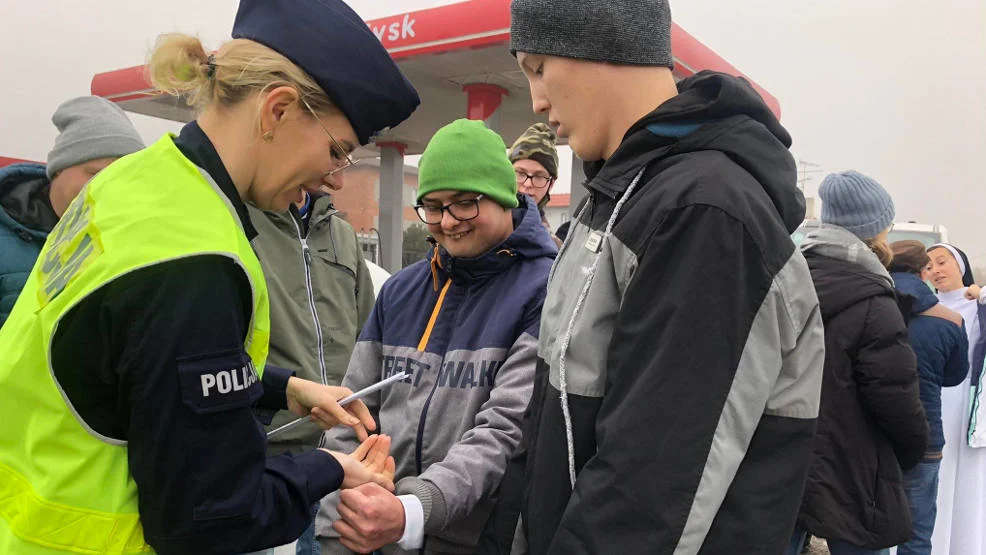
50, 122, 344, 554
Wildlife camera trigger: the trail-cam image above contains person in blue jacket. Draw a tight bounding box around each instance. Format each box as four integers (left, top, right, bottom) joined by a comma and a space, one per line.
317, 119, 557, 555
890, 240, 969, 555
0, 96, 144, 326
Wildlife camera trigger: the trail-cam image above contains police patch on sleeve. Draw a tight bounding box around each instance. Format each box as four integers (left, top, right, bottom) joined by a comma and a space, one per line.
177, 348, 262, 414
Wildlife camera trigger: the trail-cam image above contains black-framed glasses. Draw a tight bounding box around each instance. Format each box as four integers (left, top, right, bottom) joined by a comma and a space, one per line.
414, 194, 485, 225
299, 95, 357, 176
515, 170, 553, 189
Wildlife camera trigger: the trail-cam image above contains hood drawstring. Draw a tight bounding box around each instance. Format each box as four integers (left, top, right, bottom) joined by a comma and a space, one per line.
557, 167, 647, 489
429, 245, 443, 292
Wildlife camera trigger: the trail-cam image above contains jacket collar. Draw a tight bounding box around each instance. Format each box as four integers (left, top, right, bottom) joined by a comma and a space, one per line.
173, 122, 258, 240
0, 163, 57, 235
429, 196, 555, 286
256, 194, 338, 232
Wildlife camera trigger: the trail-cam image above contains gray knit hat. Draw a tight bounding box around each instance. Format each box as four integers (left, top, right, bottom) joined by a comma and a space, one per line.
510, 0, 673, 67
819, 170, 895, 240
46, 96, 145, 179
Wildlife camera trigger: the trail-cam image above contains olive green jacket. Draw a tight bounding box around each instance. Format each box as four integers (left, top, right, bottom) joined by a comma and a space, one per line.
249, 197, 375, 454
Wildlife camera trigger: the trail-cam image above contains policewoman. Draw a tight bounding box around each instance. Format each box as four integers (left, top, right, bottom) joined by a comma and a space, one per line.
0, 0, 419, 553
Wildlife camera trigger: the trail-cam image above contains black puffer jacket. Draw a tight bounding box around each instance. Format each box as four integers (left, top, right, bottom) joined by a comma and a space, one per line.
798, 226, 928, 549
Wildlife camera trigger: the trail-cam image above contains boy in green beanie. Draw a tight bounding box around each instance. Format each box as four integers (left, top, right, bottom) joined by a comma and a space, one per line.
317, 119, 556, 555
413, 119, 519, 258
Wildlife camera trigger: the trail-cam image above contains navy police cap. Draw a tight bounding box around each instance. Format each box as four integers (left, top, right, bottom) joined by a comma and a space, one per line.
232, 0, 420, 145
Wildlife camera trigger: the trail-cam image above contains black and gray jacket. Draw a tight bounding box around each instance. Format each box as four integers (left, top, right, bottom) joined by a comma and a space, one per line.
516, 71, 826, 555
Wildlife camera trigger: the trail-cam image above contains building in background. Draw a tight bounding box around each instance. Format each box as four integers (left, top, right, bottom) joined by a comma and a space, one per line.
543, 194, 571, 231
332, 159, 420, 265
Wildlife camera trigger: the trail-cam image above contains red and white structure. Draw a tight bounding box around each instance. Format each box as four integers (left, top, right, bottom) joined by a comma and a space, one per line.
87, 0, 780, 271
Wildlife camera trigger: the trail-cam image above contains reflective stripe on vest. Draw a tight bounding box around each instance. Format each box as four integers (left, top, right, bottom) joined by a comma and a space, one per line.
0, 463, 147, 554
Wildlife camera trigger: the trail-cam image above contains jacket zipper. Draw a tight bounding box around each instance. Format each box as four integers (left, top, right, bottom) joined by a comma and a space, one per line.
415, 373, 443, 476
414, 278, 454, 475
289, 216, 329, 387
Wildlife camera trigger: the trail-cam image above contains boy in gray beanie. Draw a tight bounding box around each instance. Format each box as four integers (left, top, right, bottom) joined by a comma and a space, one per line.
0, 95, 143, 327
503, 0, 826, 553
46, 96, 146, 216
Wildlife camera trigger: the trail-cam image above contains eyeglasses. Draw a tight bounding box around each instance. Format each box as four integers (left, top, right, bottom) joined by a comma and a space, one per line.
298, 95, 357, 176
414, 195, 485, 225
515, 170, 553, 189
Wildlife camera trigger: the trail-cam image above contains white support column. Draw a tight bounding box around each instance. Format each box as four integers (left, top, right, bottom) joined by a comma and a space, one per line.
484, 105, 502, 136
569, 154, 588, 217
378, 143, 405, 273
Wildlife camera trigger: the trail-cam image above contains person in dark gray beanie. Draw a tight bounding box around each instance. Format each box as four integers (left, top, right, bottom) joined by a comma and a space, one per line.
511, 0, 673, 68
502, 0, 825, 553
819, 170, 895, 241
0, 95, 143, 328
45, 96, 145, 216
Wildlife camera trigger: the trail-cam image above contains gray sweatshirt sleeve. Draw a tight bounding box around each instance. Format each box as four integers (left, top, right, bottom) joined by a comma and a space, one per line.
396, 329, 537, 532
314, 338, 384, 544
320, 339, 384, 454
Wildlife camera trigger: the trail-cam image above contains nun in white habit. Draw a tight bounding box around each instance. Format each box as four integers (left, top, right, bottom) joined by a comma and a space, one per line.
925, 243, 986, 555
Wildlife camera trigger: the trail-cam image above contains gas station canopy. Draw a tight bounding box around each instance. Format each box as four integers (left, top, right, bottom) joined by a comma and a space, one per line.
90, 0, 782, 271
91, 0, 780, 156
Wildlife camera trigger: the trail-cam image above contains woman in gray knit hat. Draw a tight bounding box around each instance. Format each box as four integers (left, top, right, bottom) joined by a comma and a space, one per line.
791, 170, 928, 555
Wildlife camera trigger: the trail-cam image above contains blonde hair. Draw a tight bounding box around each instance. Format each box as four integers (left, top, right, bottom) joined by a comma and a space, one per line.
865, 237, 894, 269
147, 34, 335, 114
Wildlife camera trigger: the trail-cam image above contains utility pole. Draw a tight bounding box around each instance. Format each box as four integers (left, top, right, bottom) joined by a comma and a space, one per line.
797, 159, 823, 193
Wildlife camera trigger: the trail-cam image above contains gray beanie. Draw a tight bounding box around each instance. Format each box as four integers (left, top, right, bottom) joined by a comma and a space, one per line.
819, 170, 895, 240
510, 0, 673, 67
46, 96, 145, 179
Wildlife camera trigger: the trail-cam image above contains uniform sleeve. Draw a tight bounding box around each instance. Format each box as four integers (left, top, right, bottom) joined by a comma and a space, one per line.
548, 205, 799, 554
854, 296, 929, 470
397, 289, 541, 533
253, 364, 296, 426
51, 255, 344, 555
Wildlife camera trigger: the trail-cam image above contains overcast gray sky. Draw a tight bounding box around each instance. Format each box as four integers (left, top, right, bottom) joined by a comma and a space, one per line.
1, 1, 983, 259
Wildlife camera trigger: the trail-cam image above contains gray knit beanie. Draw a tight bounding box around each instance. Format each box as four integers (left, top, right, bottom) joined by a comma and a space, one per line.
819, 170, 895, 240
46, 96, 145, 179
510, 0, 673, 67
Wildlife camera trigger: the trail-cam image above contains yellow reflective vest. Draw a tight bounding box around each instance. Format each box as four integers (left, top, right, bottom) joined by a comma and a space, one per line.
0, 135, 270, 554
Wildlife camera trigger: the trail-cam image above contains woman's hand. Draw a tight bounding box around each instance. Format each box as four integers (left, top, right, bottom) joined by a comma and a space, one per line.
321, 434, 396, 491
966, 284, 982, 302
285, 377, 375, 440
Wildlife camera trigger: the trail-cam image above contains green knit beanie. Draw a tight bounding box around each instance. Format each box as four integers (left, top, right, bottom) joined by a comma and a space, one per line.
417, 119, 519, 209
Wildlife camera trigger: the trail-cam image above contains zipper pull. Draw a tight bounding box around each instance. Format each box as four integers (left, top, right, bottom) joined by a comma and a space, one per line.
301, 239, 312, 264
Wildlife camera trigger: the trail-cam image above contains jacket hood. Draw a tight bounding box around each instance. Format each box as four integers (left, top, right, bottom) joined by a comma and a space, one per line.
801, 224, 893, 286
0, 163, 56, 236
892, 271, 939, 315
587, 71, 804, 233
430, 195, 557, 285
802, 225, 896, 320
